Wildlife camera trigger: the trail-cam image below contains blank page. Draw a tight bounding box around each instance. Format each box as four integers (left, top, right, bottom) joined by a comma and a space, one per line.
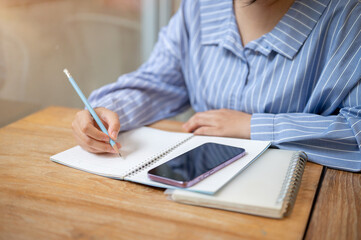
50, 127, 191, 179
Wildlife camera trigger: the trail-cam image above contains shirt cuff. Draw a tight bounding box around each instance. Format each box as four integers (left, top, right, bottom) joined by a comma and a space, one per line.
250, 113, 275, 142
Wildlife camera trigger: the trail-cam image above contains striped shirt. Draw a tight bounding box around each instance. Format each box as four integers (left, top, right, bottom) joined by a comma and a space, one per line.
89, 0, 361, 172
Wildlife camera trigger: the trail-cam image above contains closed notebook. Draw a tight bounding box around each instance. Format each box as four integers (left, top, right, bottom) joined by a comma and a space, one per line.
165, 149, 307, 218
50, 127, 270, 195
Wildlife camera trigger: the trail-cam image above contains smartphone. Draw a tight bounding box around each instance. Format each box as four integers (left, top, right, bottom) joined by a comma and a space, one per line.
147, 142, 245, 188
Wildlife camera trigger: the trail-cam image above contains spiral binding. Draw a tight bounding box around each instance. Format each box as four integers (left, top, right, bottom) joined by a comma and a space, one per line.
277, 151, 307, 216
124, 135, 194, 178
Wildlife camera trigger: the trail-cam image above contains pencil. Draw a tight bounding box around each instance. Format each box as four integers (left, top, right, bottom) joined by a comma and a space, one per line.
63, 69, 122, 157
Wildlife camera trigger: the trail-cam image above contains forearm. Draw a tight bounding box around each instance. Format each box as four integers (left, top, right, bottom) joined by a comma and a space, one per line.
251, 108, 361, 172
88, 71, 189, 131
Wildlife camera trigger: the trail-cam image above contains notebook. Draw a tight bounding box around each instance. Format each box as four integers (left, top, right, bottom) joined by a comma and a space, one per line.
165, 149, 307, 218
50, 127, 270, 194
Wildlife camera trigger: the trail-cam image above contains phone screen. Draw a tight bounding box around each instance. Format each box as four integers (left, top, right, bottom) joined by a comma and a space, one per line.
147, 142, 245, 187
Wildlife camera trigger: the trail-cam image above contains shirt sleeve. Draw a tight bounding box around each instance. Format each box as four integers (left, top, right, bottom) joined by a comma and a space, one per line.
251, 80, 361, 172
251, 3, 361, 172
88, 2, 189, 131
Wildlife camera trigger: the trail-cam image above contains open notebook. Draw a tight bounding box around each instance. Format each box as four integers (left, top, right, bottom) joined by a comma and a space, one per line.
165, 149, 307, 218
50, 127, 270, 195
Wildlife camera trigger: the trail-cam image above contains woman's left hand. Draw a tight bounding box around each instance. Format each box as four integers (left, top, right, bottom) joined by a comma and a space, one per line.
182, 109, 252, 139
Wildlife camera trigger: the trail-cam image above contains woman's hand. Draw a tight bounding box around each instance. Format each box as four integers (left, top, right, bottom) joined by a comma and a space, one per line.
182, 109, 251, 139
72, 107, 122, 153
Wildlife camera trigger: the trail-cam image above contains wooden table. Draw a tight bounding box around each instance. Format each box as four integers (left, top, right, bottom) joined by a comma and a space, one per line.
0, 106, 359, 240
305, 168, 361, 240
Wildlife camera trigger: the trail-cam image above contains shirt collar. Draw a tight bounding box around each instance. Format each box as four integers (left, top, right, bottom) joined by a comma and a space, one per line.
199, 0, 244, 58
262, 0, 330, 59
199, 0, 234, 45
200, 0, 331, 59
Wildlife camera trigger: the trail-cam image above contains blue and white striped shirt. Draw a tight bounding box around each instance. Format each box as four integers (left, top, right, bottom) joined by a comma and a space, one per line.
89, 0, 361, 172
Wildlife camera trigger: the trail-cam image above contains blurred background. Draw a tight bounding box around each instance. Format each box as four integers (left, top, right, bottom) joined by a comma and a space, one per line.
0, 0, 183, 126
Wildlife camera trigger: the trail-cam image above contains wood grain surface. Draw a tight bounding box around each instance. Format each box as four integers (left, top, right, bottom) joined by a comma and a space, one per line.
305, 168, 361, 240
0, 106, 323, 240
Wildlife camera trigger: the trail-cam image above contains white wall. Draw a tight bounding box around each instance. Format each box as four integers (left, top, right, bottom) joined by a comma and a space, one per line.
0, 0, 141, 108
0, 0, 191, 123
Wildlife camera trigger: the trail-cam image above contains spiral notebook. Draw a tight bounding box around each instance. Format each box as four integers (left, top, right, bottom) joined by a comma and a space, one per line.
50, 127, 270, 194
165, 149, 307, 218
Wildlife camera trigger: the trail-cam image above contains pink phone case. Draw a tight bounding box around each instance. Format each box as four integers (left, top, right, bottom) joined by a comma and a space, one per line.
148, 151, 246, 188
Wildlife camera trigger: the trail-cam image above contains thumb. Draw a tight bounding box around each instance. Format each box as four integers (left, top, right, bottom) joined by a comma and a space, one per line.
96, 108, 121, 141
109, 124, 120, 141
107, 116, 121, 141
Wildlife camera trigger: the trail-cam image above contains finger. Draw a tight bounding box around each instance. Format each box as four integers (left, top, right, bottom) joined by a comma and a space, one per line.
73, 110, 109, 141
81, 144, 110, 154
72, 110, 117, 153
79, 115, 110, 142
78, 142, 103, 154
78, 109, 121, 150
96, 108, 121, 141
73, 130, 116, 153
73, 119, 112, 152
183, 113, 215, 133
193, 126, 223, 136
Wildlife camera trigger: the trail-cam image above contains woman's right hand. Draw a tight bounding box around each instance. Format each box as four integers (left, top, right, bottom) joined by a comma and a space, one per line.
72, 107, 121, 154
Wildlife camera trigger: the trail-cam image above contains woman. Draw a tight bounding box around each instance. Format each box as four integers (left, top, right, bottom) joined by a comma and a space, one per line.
72, 0, 361, 171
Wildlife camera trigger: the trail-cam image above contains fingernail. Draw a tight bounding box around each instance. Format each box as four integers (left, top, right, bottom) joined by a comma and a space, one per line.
112, 131, 118, 139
